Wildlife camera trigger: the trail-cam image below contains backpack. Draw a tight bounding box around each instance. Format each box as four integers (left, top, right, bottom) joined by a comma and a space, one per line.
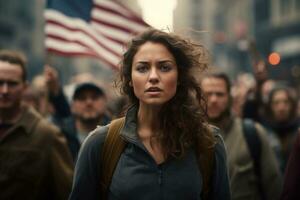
242, 119, 265, 199
100, 117, 216, 200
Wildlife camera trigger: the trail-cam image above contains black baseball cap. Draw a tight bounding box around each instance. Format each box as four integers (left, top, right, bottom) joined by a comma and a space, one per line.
72, 82, 105, 100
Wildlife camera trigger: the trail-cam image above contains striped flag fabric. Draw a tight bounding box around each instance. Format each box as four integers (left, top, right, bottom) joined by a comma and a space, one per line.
45, 0, 149, 70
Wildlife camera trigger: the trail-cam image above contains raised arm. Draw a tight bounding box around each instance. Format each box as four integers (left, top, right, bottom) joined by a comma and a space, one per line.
44, 65, 71, 120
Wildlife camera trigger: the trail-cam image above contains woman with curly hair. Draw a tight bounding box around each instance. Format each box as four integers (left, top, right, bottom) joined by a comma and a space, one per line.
69, 28, 230, 200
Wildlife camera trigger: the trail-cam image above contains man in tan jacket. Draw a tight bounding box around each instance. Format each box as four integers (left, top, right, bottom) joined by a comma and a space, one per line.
200, 71, 282, 200
0, 50, 73, 200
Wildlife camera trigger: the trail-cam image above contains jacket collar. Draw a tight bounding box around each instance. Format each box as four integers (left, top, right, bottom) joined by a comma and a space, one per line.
120, 104, 140, 142
10, 106, 41, 135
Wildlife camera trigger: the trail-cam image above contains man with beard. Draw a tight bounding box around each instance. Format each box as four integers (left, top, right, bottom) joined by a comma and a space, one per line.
200, 72, 282, 200
0, 50, 73, 200
45, 66, 110, 161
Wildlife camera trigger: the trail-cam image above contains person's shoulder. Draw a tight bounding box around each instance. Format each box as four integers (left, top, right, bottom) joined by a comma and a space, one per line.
82, 125, 109, 148
33, 117, 68, 144
75, 125, 109, 164
239, 117, 265, 133
206, 124, 227, 157
58, 117, 77, 135
206, 124, 223, 145
23, 107, 60, 136
38, 118, 60, 132
246, 119, 272, 142
235, 117, 267, 137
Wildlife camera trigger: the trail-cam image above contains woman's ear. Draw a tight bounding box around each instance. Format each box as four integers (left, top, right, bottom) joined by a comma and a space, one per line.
129, 80, 132, 87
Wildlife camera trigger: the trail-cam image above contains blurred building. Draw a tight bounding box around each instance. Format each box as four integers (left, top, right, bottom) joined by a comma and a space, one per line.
254, 0, 300, 85
0, 0, 88, 83
0, 0, 45, 80
174, 0, 300, 87
174, 0, 254, 79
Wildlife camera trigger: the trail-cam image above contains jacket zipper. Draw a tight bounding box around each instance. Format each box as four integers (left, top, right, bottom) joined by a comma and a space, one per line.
158, 165, 163, 200
122, 135, 165, 199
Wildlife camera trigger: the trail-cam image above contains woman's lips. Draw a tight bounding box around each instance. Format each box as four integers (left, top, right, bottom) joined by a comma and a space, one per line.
145, 87, 162, 92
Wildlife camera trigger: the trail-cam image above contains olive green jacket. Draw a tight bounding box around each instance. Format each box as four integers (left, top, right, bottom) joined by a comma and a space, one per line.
223, 117, 282, 200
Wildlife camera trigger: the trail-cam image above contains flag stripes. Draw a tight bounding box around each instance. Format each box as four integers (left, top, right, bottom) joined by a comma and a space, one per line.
45, 0, 149, 69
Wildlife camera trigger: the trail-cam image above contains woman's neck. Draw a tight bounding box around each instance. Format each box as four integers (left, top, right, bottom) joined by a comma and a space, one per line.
137, 103, 165, 164
137, 104, 161, 139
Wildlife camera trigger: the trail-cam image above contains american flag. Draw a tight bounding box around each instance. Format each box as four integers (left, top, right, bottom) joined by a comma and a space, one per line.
45, 0, 149, 70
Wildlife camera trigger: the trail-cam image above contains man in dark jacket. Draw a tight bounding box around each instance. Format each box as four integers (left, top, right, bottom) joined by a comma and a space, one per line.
0, 50, 73, 200
44, 65, 110, 160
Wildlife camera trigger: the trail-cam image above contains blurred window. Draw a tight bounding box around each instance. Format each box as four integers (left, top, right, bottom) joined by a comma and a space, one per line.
272, 0, 300, 25
297, 0, 300, 10
280, 0, 290, 15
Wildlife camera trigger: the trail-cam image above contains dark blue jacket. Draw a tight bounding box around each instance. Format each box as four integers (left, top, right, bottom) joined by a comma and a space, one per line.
49, 89, 110, 161
69, 105, 231, 200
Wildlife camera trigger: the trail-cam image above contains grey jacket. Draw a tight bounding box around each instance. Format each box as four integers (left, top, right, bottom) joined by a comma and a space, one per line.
223, 117, 282, 200
69, 105, 231, 200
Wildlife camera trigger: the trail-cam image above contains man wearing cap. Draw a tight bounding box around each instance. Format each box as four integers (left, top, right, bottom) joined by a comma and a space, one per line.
44, 65, 110, 161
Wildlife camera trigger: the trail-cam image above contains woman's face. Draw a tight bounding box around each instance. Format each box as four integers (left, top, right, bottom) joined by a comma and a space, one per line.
131, 42, 178, 107
271, 90, 291, 122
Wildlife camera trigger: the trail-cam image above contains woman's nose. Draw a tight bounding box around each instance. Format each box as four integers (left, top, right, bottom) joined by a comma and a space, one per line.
148, 68, 159, 83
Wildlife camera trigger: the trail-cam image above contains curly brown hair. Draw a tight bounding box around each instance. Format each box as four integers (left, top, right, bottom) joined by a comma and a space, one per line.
116, 28, 214, 158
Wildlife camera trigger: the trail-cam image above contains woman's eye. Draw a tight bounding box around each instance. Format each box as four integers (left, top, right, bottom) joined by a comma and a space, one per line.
160, 64, 172, 72
136, 65, 148, 73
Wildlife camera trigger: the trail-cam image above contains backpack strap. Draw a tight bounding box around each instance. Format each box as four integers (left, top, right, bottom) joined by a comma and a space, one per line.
100, 117, 126, 199
242, 119, 265, 199
100, 118, 215, 200
197, 124, 216, 200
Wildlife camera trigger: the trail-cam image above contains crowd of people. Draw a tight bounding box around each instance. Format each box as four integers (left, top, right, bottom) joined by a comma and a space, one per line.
0, 28, 299, 200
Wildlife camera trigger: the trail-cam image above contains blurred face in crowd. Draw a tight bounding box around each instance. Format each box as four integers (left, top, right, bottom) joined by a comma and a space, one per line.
201, 77, 230, 120
72, 89, 106, 123
0, 61, 27, 111
131, 42, 178, 107
271, 90, 291, 122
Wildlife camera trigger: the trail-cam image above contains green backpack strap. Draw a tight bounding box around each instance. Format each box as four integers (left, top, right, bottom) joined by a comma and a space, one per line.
100, 117, 126, 199
198, 124, 216, 200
